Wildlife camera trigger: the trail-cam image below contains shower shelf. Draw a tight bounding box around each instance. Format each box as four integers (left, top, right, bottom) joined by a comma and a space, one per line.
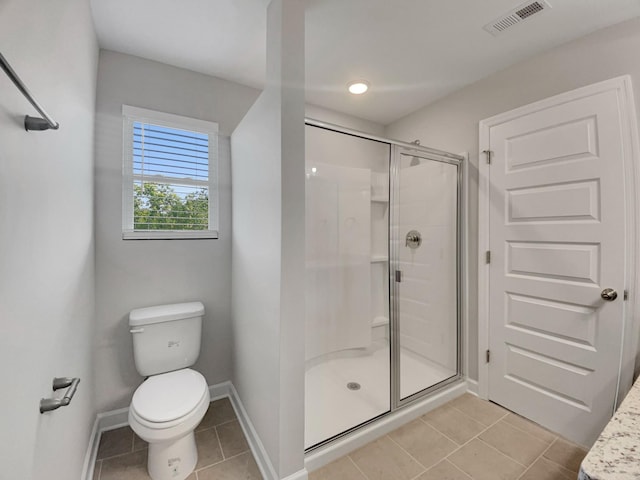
372, 316, 389, 327
370, 255, 388, 263
371, 196, 389, 203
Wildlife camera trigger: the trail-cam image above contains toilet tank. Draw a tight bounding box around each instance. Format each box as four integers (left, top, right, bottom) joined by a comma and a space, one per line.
129, 302, 204, 376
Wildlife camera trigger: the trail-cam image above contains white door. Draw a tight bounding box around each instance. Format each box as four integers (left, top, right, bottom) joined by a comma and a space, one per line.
483, 82, 634, 446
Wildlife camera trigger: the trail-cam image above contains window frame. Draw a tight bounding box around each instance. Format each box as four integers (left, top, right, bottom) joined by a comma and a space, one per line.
122, 105, 219, 240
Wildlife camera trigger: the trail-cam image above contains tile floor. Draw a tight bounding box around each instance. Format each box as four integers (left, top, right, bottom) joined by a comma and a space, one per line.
93, 393, 588, 480
310, 393, 588, 480
92, 398, 261, 480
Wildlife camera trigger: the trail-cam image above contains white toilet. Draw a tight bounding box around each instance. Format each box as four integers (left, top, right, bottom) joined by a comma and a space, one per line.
128, 302, 210, 480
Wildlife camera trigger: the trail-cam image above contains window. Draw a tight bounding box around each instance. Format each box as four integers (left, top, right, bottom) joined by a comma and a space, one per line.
122, 106, 219, 239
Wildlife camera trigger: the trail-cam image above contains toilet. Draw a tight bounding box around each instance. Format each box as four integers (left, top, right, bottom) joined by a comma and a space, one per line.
128, 302, 210, 480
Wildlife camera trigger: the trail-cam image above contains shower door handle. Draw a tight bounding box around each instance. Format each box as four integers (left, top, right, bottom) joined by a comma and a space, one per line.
395, 270, 402, 283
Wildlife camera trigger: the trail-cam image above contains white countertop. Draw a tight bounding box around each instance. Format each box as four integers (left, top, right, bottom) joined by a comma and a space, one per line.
579, 378, 640, 480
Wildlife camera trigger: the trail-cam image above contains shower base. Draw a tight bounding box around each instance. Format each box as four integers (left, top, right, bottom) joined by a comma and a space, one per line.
305, 342, 454, 449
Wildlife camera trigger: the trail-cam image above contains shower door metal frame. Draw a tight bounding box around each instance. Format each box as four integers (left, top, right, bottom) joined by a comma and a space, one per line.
389, 145, 464, 410
304, 118, 465, 451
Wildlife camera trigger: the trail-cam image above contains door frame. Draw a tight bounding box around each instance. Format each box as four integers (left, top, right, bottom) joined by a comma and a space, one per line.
477, 76, 640, 409
303, 118, 468, 452
390, 145, 466, 409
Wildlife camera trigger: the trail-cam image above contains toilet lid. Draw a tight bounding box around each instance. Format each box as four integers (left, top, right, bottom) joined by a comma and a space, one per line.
132, 369, 207, 423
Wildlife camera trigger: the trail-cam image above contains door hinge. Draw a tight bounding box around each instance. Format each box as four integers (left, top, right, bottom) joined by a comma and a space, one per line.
485, 251, 491, 264
624, 290, 629, 301
482, 149, 492, 164
486, 349, 491, 363
395, 270, 402, 283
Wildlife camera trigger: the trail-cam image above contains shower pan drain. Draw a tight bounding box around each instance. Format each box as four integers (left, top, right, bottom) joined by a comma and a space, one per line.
347, 382, 361, 391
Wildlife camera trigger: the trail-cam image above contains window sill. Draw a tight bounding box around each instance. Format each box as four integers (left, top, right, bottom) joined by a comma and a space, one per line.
122, 230, 219, 240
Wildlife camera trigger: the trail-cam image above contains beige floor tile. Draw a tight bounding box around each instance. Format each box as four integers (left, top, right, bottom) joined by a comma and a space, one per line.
520, 457, 576, 480
449, 394, 508, 426
503, 413, 557, 444
217, 420, 250, 458
195, 427, 224, 469
133, 432, 147, 452
185, 474, 196, 480
448, 439, 525, 480
97, 426, 134, 459
543, 438, 587, 472
479, 420, 548, 466
421, 404, 486, 445
388, 419, 458, 469
198, 398, 237, 431
196, 452, 262, 480
100, 450, 149, 480
350, 435, 425, 480
309, 456, 367, 480
416, 460, 471, 480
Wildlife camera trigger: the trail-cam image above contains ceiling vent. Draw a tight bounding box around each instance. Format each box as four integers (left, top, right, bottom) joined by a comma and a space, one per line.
483, 0, 552, 36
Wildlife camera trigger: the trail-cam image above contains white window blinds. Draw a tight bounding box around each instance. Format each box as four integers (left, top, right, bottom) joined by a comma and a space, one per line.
122, 106, 219, 239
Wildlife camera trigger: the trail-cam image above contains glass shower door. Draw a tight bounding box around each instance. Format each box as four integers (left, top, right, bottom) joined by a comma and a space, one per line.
392, 149, 460, 402
304, 124, 391, 449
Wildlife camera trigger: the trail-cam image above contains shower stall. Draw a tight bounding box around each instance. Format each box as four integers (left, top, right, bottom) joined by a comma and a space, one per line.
305, 120, 464, 450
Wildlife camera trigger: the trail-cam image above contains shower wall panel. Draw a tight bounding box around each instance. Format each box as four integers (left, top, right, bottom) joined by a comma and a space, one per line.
306, 163, 372, 360
398, 161, 458, 371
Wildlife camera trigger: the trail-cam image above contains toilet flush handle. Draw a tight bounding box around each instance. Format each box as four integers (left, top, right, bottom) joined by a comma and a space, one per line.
130, 327, 145, 334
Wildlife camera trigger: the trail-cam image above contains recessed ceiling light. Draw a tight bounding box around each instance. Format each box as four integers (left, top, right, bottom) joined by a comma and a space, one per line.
348, 81, 369, 95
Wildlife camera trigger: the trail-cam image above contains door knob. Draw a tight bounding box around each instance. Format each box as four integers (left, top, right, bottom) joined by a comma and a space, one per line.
601, 288, 618, 301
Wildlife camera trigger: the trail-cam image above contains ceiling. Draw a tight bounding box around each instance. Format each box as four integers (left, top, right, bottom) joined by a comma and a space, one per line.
91, 0, 640, 125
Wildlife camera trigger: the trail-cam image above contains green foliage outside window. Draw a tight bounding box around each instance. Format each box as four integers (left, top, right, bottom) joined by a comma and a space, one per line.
133, 183, 208, 230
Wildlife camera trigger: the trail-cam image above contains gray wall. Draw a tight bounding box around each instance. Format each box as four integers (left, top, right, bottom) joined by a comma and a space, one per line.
94, 50, 260, 412
231, 0, 305, 477
0, 0, 98, 478
386, 16, 640, 381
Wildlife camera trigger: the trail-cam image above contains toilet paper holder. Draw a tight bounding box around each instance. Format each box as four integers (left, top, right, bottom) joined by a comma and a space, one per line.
40, 377, 80, 413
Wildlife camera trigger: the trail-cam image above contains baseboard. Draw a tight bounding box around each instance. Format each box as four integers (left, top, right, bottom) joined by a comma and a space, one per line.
281, 469, 309, 480
305, 380, 467, 473
82, 381, 290, 480
97, 406, 130, 431
83, 378, 470, 480
467, 378, 479, 396
81, 406, 129, 480
226, 384, 308, 479
209, 380, 233, 401
227, 383, 280, 480
80, 415, 100, 480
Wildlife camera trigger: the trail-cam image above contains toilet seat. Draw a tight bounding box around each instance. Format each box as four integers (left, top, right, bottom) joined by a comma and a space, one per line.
131, 368, 208, 428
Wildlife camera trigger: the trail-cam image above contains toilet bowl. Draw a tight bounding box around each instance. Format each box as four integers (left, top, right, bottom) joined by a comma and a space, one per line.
127, 302, 208, 480
129, 369, 210, 480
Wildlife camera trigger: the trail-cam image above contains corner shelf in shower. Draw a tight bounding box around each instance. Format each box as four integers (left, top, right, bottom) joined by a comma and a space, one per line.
371, 196, 389, 203
371, 255, 388, 263
372, 316, 389, 327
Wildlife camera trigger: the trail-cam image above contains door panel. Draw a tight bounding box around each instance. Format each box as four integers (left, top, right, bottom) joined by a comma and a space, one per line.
505, 293, 597, 347
505, 116, 598, 170
488, 88, 626, 445
506, 241, 600, 283
507, 180, 600, 222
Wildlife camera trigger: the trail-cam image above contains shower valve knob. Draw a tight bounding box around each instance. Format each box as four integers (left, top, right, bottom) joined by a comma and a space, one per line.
405, 230, 422, 249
